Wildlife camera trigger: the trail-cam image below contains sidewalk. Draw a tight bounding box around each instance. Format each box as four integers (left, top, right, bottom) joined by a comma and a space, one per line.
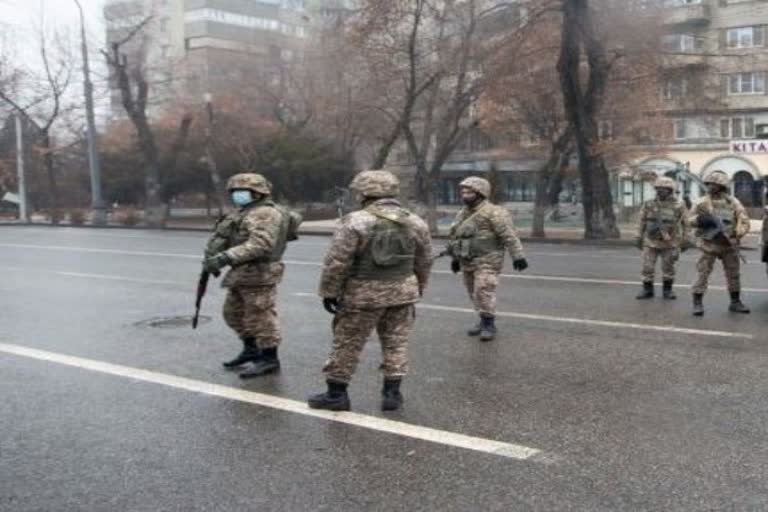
2, 217, 762, 247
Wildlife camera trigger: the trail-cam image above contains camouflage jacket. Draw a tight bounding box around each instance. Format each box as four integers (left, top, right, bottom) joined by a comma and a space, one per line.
688, 194, 751, 253
449, 200, 525, 272
318, 198, 433, 309
637, 197, 689, 249
204, 196, 290, 288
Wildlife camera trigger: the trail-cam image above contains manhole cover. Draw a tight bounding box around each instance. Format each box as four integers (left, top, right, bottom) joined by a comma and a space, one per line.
134, 316, 212, 329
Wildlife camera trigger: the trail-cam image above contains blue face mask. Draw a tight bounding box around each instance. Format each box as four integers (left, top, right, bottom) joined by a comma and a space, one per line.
231, 190, 254, 207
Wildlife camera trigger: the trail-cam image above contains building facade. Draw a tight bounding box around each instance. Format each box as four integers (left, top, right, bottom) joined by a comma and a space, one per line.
104, 0, 310, 116
423, 0, 768, 218
622, 0, 768, 217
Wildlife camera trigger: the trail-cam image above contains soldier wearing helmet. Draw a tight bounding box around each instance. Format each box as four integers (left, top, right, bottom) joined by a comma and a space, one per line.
447, 176, 527, 342
202, 172, 302, 378
634, 176, 690, 300
308, 170, 433, 412
689, 170, 751, 315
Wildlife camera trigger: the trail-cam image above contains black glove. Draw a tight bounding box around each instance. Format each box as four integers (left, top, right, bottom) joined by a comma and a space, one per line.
697, 213, 717, 229
203, 252, 230, 274
323, 297, 340, 315
450, 258, 461, 274
680, 240, 693, 253
635, 237, 644, 251
513, 258, 528, 272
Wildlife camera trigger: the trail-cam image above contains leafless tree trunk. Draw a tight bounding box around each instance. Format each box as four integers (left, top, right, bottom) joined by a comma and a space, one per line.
558, 0, 620, 239
532, 129, 572, 237
103, 21, 193, 227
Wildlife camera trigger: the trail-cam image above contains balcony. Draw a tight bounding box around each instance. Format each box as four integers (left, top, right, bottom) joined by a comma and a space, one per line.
661, 51, 708, 69
663, 2, 711, 27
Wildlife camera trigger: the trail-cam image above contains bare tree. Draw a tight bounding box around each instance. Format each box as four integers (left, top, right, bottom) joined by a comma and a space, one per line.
102, 18, 193, 226
0, 25, 74, 224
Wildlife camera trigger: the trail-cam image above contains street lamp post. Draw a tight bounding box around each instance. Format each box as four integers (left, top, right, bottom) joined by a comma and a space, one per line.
15, 114, 28, 223
73, 0, 106, 225
203, 93, 225, 213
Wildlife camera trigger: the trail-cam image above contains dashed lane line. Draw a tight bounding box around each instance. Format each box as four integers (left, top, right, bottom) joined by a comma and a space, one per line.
0, 342, 542, 461
291, 293, 754, 340
2, 243, 767, 293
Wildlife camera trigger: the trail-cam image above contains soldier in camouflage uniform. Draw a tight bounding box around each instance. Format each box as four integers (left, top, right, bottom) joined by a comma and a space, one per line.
203, 173, 300, 378
448, 177, 528, 342
308, 170, 433, 412
689, 170, 751, 316
635, 177, 690, 300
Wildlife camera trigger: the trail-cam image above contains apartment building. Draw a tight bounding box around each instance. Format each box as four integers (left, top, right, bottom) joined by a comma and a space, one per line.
626, 0, 768, 215
104, 0, 310, 115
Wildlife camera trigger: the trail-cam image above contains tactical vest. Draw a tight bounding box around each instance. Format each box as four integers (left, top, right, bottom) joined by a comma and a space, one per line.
209, 200, 291, 263
645, 202, 678, 240
349, 206, 416, 281
449, 204, 503, 258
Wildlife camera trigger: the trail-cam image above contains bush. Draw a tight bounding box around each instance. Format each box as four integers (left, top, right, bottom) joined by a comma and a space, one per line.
68, 209, 87, 225
114, 208, 141, 226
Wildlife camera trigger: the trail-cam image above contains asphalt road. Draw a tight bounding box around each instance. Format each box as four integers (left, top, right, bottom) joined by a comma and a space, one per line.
1, 226, 768, 511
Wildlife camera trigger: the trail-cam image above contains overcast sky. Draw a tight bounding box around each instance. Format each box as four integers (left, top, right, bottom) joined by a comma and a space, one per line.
4, 0, 107, 48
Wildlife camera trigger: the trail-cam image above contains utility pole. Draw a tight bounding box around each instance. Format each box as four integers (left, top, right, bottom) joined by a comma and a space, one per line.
73, 0, 107, 225
15, 114, 28, 222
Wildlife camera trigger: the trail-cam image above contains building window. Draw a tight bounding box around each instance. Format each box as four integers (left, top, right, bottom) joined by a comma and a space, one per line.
505, 172, 535, 202
720, 117, 755, 139
727, 27, 765, 49
673, 119, 688, 140
521, 131, 541, 147
598, 120, 613, 141
663, 0, 702, 6
661, 76, 687, 99
727, 72, 766, 95
661, 34, 700, 52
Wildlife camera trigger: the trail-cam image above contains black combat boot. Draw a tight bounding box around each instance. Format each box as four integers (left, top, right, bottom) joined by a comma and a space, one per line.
692, 293, 704, 316
222, 337, 261, 369
239, 347, 280, 379
467, 317, 482, 337
308, 381, 351, 411
479, 314, 497, 342
381, 378, 403, 411
728, 292, 751, 314
662, 280, 677, 300
636, 282, 654, 300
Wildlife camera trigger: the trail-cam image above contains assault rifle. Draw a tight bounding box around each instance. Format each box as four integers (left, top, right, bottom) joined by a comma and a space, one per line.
700, 212, 747, 264
192, 270, 209, 329
646, 211, 672, 242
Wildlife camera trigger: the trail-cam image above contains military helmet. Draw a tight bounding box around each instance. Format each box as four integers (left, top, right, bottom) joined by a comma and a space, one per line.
654, 177, 676, 190
226, 173, 271, 195
459, 177, 491, 198
349, 170, 400, 198
703, 170, 730, 188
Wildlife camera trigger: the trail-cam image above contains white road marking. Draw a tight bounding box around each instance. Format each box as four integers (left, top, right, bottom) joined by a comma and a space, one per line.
3, 266, 186, 286
0, 342, 541, 461
3, 243, 767, 292
432, 270, 768, 293
292, 293, 754, 340
0, 243, 201, 259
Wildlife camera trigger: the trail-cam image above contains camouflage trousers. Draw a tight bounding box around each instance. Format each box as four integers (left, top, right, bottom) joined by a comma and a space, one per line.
691, 248, 741, 294
222, 285, 281, 348
323, 304, 415, 384
641, 246, 679, 283
463, 269, 499, 315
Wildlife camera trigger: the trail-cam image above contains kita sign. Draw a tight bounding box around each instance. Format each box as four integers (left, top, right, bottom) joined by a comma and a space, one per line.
730, 140, 768, 154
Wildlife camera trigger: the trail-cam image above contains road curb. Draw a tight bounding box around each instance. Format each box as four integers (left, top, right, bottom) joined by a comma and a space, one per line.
0, 221, 641, 245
